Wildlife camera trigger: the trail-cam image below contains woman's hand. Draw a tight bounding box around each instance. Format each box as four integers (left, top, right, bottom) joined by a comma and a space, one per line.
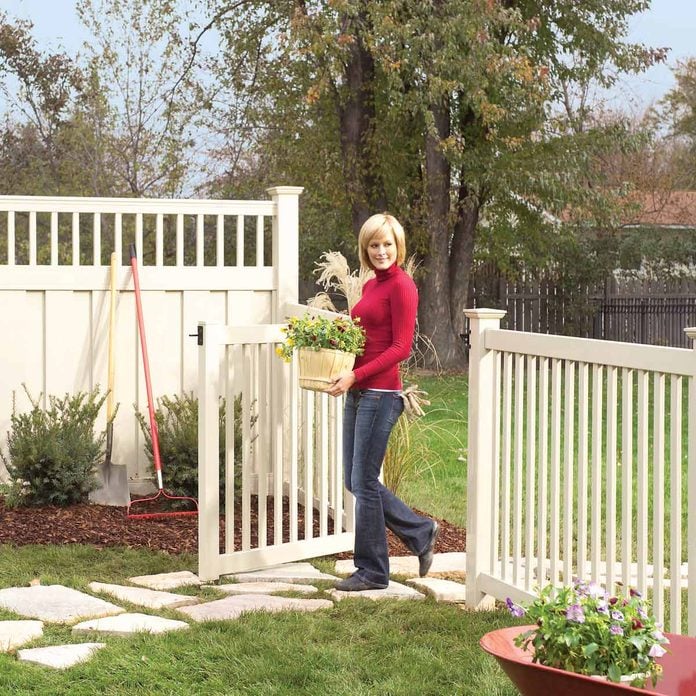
327, 371, 356, 397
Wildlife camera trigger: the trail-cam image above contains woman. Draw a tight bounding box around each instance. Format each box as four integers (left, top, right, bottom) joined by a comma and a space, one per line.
327, 213, 439, 591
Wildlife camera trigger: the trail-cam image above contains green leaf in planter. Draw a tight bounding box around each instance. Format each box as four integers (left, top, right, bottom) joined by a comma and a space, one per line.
608, 664, 622, 682
582, 643, 599, 657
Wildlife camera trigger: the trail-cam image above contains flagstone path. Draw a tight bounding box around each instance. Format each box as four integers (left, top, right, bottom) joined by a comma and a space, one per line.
0, 553, 469, 669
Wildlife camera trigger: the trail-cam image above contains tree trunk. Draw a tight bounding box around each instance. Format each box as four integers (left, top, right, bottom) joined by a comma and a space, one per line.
337, 10, 387, 235
449, 188, 479, 339
417, 99, 466, 369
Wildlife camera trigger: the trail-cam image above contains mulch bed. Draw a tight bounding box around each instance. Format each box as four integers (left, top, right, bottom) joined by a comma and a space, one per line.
0, 495, 465, 558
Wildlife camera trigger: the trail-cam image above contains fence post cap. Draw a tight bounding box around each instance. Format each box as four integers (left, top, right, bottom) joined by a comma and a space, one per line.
684, 327, 696, 340
463, 308, 507, 320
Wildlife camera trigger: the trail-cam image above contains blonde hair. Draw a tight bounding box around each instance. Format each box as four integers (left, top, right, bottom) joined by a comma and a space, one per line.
358, 213, 406, 270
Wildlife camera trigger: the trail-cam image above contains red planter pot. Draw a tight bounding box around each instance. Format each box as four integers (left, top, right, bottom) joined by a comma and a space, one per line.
480, 625, 696, 695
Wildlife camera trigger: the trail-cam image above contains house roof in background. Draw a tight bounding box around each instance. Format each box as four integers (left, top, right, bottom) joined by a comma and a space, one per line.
625, 191, 696, 228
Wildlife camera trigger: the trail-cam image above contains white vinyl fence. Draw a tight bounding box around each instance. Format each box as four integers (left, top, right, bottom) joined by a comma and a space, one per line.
0, 187, 302, 490
465, 308, 696, 636
197, 305, 354, 581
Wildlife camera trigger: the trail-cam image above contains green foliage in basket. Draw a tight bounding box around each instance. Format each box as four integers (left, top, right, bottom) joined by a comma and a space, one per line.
2, 386, 107, 507
275, 314, 366, 363
507, 579, 670, 687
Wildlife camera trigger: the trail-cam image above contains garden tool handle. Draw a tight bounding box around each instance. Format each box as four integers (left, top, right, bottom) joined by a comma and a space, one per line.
130, 244, 164, 483
106, 252, 117, 421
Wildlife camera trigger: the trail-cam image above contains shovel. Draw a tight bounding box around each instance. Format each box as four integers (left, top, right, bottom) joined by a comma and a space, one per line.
89, 252, 130, 506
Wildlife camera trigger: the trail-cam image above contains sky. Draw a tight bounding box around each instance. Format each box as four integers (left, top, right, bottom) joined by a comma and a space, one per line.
2, 0, 696, 112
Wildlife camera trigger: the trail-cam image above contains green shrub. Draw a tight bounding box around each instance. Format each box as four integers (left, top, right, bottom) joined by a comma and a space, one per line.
136, 393, 247, 507
2, 387, 106, 507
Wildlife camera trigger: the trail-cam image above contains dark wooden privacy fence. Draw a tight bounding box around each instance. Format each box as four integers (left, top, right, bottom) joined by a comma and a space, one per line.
469, 270, 696, 348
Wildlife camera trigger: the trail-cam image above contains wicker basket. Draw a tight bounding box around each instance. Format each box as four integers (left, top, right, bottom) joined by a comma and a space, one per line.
297, 347, 356, 392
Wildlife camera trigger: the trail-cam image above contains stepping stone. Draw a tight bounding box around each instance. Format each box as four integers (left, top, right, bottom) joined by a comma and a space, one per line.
328, 580, 425, 602
177, 594, 333, 622
88, 582, 199, 610
128, 571, 201, 591
17, 643, 105, 669
406, 578, 467, 603
0, 585, 124, 624
0, 620, 43, 652
225, 562, 338, 585
335, 552, 466, 577
210, 581, 318, 596
72, 612, 189, 636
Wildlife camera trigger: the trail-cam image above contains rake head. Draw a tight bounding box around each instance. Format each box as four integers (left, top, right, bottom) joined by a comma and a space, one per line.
127, 488, 199, 520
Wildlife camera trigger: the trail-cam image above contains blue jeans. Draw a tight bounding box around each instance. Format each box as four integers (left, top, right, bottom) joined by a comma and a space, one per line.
343, 389, 434, 586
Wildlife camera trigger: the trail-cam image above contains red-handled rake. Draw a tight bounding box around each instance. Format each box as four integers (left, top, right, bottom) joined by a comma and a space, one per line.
127, 244, 198, 520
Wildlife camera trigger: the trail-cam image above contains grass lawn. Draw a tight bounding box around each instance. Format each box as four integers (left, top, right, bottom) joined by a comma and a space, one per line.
0, 544, 521, 696
399, 373, 468, 526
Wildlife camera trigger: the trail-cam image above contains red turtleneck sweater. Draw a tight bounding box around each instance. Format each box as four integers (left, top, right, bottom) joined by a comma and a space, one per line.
350, 264, 418, 390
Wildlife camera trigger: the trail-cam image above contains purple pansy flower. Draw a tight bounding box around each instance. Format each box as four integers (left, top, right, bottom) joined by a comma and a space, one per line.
506, 597, 525, 618
596, 600, 609, 615
611, 611, 624, 621
610, 624, 624, 636
566, 604, 585, 623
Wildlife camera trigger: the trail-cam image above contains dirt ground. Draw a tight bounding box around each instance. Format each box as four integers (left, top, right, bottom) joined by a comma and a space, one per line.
0, 496, 466, 558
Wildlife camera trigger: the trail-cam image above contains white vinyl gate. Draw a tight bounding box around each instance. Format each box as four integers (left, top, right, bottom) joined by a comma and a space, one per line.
197, 315, 355, 582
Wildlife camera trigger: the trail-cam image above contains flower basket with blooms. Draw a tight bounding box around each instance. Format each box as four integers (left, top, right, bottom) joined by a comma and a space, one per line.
506, 579, 670, 688
275, 315, 366, 392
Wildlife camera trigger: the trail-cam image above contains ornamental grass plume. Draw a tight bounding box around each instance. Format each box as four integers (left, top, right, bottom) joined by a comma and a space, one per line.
506, 579, 670, 687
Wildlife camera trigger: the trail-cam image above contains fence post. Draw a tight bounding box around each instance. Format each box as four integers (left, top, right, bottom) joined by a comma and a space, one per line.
198, 321, 224, 583
267, 186, 303, 323
464, 307, 506, 609
685, 326, 696, 635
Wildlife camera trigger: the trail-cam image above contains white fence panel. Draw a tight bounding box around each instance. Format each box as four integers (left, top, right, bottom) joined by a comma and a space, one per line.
466, 309, 696, 635
0, 188, 301, 489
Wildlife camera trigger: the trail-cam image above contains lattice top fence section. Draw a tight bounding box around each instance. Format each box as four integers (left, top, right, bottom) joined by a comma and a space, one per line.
0, 196, 276, 269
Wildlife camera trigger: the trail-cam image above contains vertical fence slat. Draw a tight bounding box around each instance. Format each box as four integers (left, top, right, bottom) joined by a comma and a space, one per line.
50, 212, 58, 266
537, 357, 549, 588
257, 344, 269, 548
637, 370, 649, 596
196, 213, 204, 267
621, 368, 634, 591
501, 352, 513, 581
689, 342, 696, 635
256, 215, 265, 267
303, 389, 315, 541
577, 363, 589, 579
525, 355, 536, 591
155, 213, 164, 267
176, 214, 184, 266
605, 366, 618, 594
513, 353, 524, 586
563, 361, 575, 583
670, 374, 682, 633
114, 212, 122, 264
241, 344, 253, 551
653, 372, 666, 625
7, 211, 15, 266
225, 345, 237, 554
273, 351, 284, 546
216, 214, 224, 268
29, 211, 36, 266
135, 213, 143, 261
491, 351, 501, 574
93, 213, 101, 265
319, 392, 329, 537
590, 364, 603, 583
289, 354, 299, 543
549, 358, 561, 586
236, 215, 244, 267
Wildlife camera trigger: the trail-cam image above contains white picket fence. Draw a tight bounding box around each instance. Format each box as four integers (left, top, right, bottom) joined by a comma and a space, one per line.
197, 306, 354, 581
465, 308, 696, 635
0, 188, 301, 489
